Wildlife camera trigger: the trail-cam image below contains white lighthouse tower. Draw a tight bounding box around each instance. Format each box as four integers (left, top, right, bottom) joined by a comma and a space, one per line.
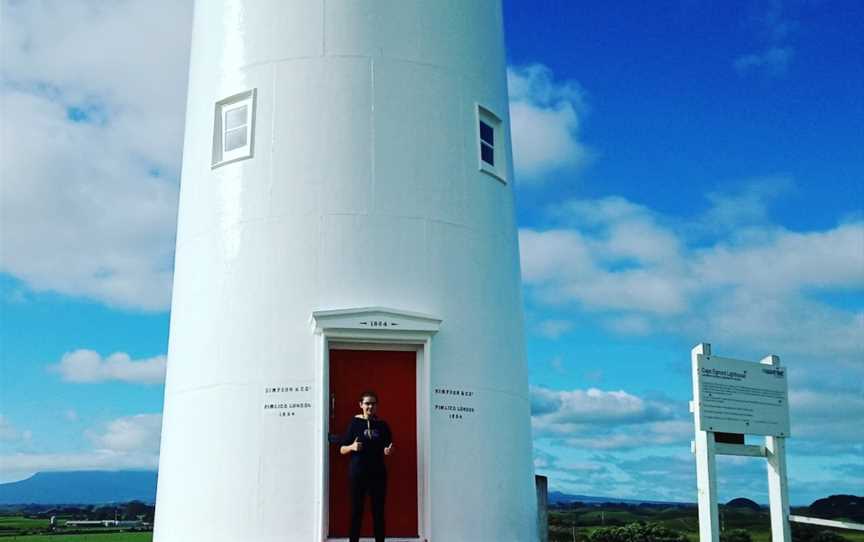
154, 1, 537, 540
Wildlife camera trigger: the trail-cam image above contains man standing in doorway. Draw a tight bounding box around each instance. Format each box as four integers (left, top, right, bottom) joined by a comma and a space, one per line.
339, 390, 394, 542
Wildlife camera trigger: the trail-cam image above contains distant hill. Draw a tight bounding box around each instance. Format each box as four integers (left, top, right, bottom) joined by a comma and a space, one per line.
0, 471, 157, 505
807, 495, 863, 523
4, 472, 856, 513
549, 490, 691, 507
725, 497, 761, 510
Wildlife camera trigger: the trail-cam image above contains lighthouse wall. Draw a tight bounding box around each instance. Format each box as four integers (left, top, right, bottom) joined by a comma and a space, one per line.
154, 1, 536, 540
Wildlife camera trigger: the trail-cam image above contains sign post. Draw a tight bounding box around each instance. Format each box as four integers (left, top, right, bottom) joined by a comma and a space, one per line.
691, 343, 720, 542
690, 343, 791, 542
762, 355, 791, 542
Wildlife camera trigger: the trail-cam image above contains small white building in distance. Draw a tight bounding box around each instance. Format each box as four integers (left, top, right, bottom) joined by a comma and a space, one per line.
153, 1, 537, 540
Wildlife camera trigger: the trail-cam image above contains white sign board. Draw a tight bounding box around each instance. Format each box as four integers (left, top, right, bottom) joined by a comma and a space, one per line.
695, 354, 790, 436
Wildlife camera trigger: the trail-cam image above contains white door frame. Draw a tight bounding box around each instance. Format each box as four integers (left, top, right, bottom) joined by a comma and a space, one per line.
311, 307, 441, 542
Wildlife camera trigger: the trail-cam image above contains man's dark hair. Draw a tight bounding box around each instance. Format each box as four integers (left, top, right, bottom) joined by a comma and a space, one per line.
359, 390, 378, 402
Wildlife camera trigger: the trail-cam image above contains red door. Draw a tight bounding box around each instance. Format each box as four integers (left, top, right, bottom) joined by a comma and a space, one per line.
328, 349, 418, 538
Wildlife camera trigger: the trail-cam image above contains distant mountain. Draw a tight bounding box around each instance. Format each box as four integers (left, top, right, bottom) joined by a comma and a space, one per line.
548, 490, 691, 507
807, 495, 863, 523
0, 471, 157, 505
725, 497, 761, 510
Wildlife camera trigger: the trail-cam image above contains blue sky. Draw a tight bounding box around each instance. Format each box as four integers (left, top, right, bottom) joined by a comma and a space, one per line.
1, 0, 862, 504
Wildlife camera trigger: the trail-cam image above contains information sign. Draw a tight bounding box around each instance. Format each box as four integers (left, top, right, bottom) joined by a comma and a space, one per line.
695, 354, 790, 436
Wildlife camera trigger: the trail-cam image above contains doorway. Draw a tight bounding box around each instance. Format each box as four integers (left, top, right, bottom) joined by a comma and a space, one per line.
328, 349, 419, 538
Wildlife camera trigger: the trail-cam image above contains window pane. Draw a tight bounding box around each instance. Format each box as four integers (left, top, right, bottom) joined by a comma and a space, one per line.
225, 105, 248, 130
479, 121, 494, 145
481, 142, 494, 166
224, 127, 247, 152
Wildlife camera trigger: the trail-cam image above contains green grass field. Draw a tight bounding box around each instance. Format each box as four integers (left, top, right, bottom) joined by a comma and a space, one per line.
0, 534, 151, 541
549, 506, 864, 542
0, 514, 152, 541
0, 516, 50, 531
2, 509, 860, 541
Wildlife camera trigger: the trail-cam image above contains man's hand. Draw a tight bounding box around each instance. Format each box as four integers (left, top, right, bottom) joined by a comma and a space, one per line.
384, 443, 393, 456
352, 437, 363, 452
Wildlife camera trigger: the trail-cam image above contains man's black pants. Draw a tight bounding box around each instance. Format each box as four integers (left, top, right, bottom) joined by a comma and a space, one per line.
349, 471, 387, 542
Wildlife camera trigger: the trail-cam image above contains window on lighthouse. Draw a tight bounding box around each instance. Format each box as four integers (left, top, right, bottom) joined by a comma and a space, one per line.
212, 89, 256, 168
479, 120, 495, 165
223, 105, 248, 152
476, 104, 505, 182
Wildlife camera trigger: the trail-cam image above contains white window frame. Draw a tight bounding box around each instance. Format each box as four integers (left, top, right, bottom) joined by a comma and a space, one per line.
212, 89, 257, 168
475, 103, 506, 183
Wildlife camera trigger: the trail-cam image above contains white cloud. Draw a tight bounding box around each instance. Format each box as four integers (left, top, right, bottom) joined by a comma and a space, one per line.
695, 223, 864, 293
536, 450, 695, 502
523, 194, 863, 491
533, 447, 560, 470
582, 369, 604, 383
734, 46, 793, 76
698, 178, 794, 234
520, 191, 864, 359
557, 421, 692, 451
605, 314, 652, 335
520, 226, 692, 316
789, 388, 864, 444
531, 386, 676, 426
535, 319, 575, 339
734, 3, 797, 77
0, 414, 24, 442
607, 455, 696, 501
520, 229, 597, 285
530, 385, 685, 450
88, 414, 162, 453
0, 413, 162, 483
543, 445, 861, 504
524, 196, 693, 315
689, 288, 863, 360
507, 64, 591, 182
559, 196, 683, 264
0, 0, 192, 311
50, 349, 167, 384
1, 0, 192, 162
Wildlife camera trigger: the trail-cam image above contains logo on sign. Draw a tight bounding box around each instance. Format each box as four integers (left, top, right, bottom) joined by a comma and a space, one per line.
762, 367, 785, 378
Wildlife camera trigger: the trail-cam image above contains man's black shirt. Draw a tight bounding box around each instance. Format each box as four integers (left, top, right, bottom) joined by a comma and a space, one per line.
340, 416, 392, 478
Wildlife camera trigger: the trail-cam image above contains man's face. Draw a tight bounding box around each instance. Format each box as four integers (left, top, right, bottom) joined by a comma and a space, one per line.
360, 396, 378, 417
